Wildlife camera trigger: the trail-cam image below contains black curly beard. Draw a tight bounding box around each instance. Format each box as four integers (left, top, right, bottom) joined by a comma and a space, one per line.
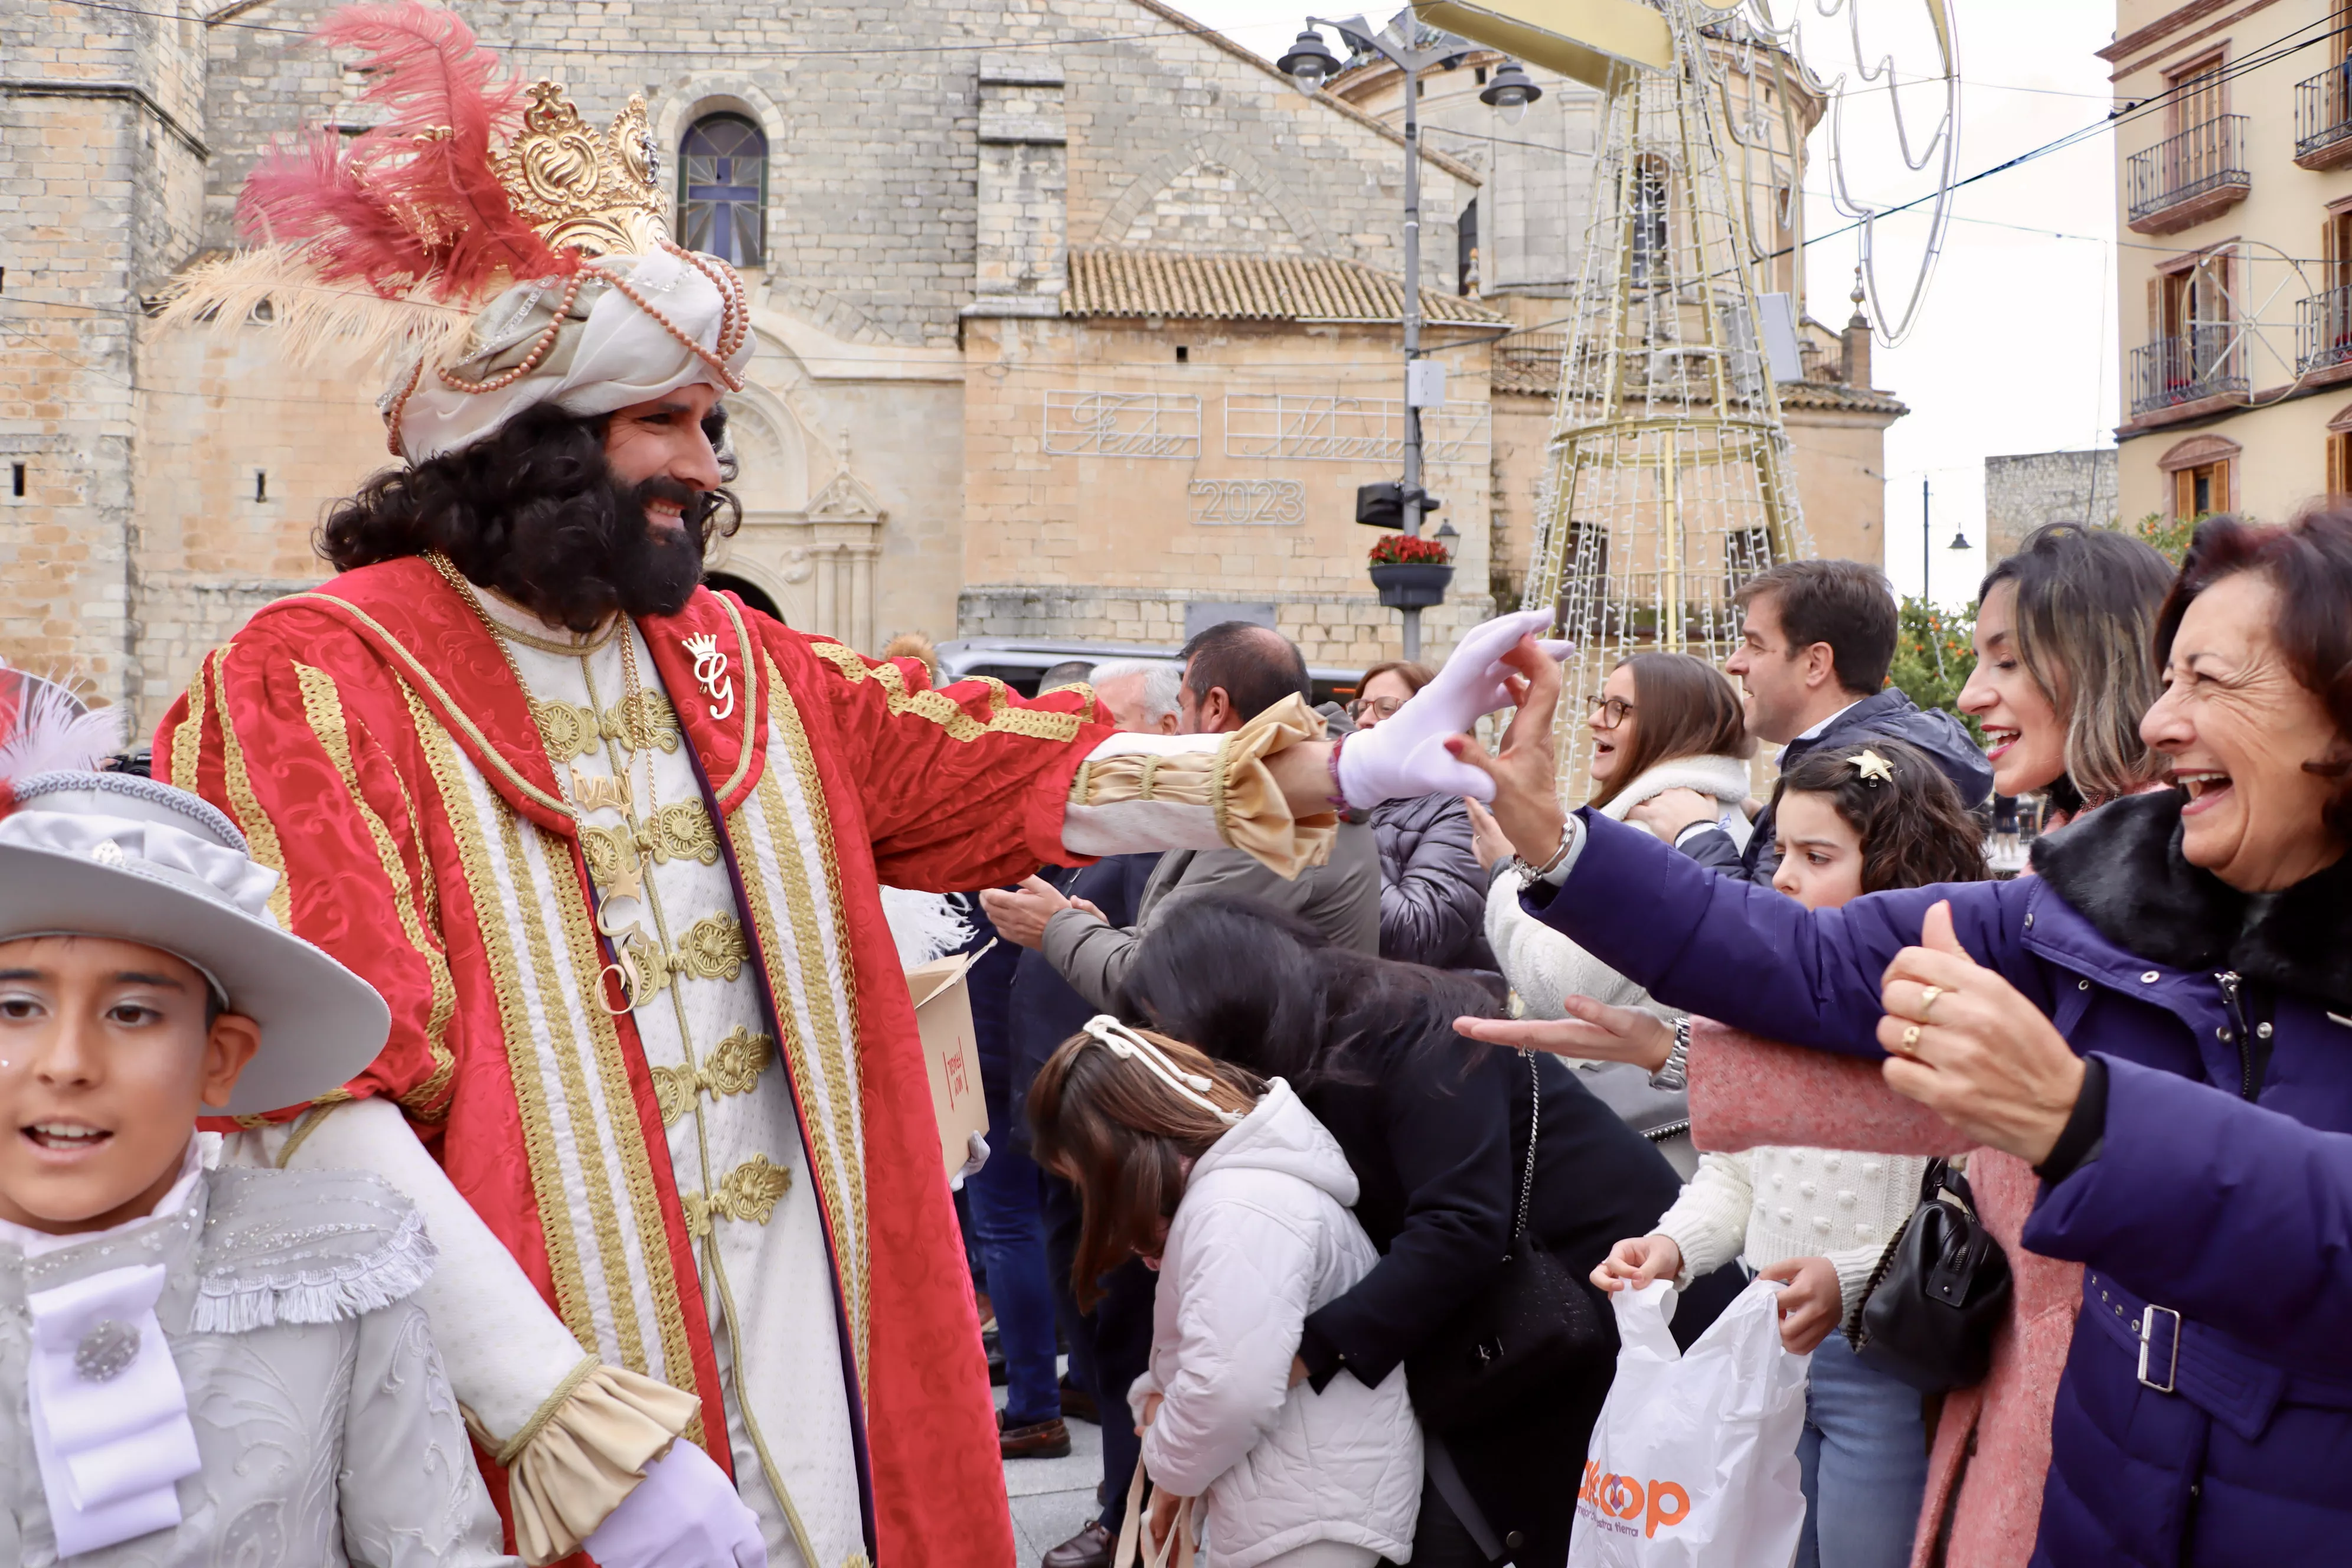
316, 402, 743, 632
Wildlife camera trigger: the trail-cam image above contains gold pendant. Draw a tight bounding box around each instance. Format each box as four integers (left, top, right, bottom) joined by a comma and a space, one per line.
570, 763, 632, 814
682, 632, 737, 722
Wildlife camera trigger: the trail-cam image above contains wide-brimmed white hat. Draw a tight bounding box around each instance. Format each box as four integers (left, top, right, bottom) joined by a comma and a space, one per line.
0, 772, 390, 1115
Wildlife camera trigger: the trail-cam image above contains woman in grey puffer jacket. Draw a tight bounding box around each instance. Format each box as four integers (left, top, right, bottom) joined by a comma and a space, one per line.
1351, 662, 1495, 971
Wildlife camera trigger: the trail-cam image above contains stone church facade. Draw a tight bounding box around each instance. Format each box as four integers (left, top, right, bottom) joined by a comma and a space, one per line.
4, 0, 1898, 733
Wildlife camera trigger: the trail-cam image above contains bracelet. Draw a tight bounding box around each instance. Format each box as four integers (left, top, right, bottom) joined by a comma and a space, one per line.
1649, 1017, 1691, 1092
1325, 732, 1351, 811
1511, 822, 1575, 882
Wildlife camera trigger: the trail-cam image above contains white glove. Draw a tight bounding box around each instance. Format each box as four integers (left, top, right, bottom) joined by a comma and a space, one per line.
1336, 610, 1570, 807
581, 1438, 767, 1568
949, 1131, 990, 1193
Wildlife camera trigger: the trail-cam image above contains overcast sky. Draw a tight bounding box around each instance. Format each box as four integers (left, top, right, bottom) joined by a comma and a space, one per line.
1172, 0, 2123, 603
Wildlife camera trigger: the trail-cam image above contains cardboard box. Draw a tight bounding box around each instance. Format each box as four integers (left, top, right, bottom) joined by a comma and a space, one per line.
906, 945, 993, 1178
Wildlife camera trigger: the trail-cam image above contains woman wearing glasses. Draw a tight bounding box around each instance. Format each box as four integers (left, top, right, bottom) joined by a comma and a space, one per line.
1473, 652, 1755, 1024
1349, 662, 1495, 972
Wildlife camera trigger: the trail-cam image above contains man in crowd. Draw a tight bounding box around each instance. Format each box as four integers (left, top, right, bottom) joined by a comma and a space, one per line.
1085, 658, 1185, 737
1641, 560, 1992, 879
981, 622, 1381, 1009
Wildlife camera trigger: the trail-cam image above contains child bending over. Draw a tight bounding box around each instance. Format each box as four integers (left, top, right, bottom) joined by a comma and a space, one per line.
1029, 1017, 1419, 1568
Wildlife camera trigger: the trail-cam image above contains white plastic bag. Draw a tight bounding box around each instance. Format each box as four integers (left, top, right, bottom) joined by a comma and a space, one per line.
1566, 1279, 1810, 1567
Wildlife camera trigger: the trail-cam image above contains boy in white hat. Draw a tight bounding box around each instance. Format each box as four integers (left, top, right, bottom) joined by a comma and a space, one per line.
0, 765, 517, 1566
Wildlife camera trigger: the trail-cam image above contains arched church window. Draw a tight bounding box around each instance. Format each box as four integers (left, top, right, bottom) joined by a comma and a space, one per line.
679, 114, 767, 266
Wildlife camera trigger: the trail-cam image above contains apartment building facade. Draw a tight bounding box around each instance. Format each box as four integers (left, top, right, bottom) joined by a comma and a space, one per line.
2109, 0, 2352, 523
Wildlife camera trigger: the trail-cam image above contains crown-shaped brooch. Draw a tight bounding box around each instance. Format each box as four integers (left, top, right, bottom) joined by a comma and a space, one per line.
491, 83, 671, 258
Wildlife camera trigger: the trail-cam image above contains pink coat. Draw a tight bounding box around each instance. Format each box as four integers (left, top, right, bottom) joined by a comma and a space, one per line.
1688, 1023, 2080, 1568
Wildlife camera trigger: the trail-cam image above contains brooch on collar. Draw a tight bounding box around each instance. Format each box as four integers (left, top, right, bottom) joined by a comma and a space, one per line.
682, 633, 736, 722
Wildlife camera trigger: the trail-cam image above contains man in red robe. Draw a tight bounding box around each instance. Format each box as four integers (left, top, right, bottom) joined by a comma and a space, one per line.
156, 21, 1555, 1566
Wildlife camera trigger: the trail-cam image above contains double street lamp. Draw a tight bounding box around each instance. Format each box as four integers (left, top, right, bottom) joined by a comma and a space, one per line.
1277, 12, 1541, 660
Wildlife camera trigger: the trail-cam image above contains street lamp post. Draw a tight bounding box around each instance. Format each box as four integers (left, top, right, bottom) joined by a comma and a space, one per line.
1920, 476, 1972, 601
1280, 14, 1537, 661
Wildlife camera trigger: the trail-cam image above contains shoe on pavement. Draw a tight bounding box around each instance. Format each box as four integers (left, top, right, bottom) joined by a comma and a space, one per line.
1059, 1374, 1100, 1426
1041, 1520, 1112, 1568
998, 1410, 1073, 1460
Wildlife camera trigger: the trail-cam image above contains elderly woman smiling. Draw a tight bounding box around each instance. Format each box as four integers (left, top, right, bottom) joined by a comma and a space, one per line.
1448, 509, 2352, 1567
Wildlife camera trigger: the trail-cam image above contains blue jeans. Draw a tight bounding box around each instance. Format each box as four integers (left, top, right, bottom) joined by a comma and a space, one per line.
967, 1089, 1061, 1427
1795, 1332, 1929, 1568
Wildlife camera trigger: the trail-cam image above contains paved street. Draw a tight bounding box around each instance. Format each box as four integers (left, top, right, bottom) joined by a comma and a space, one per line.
997, 1375, 1103, 1564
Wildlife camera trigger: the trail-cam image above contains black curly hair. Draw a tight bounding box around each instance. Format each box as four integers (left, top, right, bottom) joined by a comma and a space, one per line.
1772, 738, 1990, 892
315, 401, 741, 632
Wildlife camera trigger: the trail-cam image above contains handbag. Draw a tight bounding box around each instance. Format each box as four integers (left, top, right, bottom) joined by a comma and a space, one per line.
1570, 1058, 1696, 1179
1112, 1455, 1198, 1568
1407, 1052, 1611, 1434
1843, 1157, 2013, 1393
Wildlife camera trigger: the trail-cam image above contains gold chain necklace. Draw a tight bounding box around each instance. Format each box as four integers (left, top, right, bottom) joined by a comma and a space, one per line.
424, 551, 623, 657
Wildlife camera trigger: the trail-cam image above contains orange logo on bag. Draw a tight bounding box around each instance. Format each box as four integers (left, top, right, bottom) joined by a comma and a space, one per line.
1579, 1461, 1693, 1538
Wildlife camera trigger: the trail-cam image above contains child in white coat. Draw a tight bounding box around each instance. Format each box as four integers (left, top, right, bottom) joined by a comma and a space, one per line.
1028, 1017, 1421, 1568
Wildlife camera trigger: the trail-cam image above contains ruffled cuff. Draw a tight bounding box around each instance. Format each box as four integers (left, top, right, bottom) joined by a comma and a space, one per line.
1061, 694, 1338, 877
488, 1358, 701, 1566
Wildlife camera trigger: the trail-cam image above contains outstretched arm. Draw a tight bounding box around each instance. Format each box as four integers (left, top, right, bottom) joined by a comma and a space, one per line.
1443, 638, 2038, 1054
800, 610, 1567, 891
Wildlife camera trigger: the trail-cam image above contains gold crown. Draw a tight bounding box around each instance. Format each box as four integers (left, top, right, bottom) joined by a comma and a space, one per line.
491, 81, 671, 258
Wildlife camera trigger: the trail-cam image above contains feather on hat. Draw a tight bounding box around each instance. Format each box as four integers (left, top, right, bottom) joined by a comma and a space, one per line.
155, 1, 746, 460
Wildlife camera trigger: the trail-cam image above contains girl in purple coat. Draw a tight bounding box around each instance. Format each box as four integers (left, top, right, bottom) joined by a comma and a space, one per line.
1452, 508, 2352, 1566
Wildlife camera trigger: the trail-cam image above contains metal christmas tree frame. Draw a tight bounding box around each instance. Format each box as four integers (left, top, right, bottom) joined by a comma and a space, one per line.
1521, 0, 1810, 798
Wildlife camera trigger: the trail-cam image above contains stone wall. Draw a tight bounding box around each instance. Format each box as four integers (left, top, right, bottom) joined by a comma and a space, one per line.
1983, 449, 2119, 563
960, 313, 1495, 668
1, 0, 211, 714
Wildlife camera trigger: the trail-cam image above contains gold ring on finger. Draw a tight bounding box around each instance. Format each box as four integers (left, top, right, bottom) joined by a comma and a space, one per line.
1919, 984, 1944, 1020
1899, 1023, 1923, 1056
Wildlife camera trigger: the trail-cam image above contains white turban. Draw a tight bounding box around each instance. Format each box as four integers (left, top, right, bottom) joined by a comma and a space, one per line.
387, 247, 755, 464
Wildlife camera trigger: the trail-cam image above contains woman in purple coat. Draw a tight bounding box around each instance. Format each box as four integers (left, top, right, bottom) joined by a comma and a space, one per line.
1451, 508, 2352, 1566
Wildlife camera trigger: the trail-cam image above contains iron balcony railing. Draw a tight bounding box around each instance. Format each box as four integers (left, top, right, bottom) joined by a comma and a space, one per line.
2297, 61, 2352, 163
2130, 326, 2247, 416
2125, 116, 2250, 227
2298, 285, 2352, 374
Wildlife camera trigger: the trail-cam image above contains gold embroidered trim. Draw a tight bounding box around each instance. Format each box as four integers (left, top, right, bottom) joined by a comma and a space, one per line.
808, 636, 1085, 744
762, 661, 873, 1378
170, 650, 211, 793
609, 690, 680, 754
580, 802, 718, 888
651, 1027, 774, 1126
532, 692, 682, 763
498, 796, 651, 1375
496, 799, 644, 1373
727, 771, 863, 1364
273, 1103, 337, 1168
620, 913, 749, 1004
680, 1155, 792, 1237
295, 662, 459, 1121
404, 686, 599, 1353
538, 811, 701, 1400
211, 653, 292, 931
281, 592, 578, 822
533, 699, 602, 764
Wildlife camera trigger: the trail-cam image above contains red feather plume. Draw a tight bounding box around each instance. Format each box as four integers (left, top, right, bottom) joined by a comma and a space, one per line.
239, 1, 574, 299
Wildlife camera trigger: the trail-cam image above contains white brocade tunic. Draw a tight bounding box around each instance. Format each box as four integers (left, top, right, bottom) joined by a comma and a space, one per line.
479, 592, 861, 1568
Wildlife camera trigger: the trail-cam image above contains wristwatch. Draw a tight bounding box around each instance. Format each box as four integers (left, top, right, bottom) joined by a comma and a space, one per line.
1648, 1017, 1691, 1092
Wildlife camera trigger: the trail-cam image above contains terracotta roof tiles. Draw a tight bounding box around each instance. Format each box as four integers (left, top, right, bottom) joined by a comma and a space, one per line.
1061, 247, 1509, 327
